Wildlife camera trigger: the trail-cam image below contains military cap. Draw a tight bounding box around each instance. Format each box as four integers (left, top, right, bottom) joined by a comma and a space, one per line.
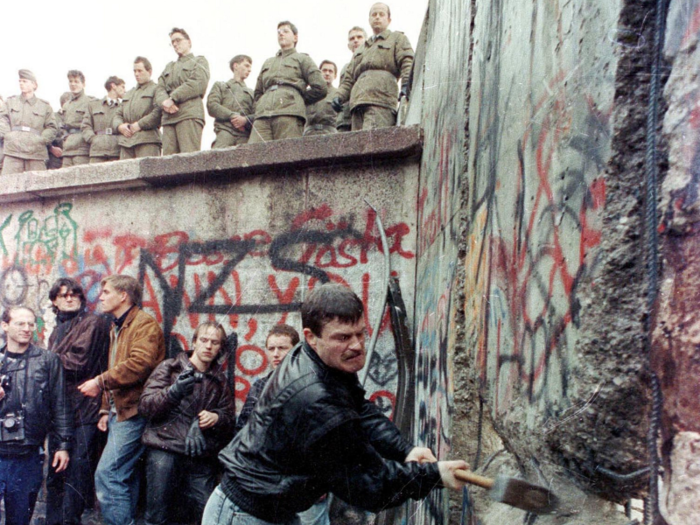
19, 69, 38, 84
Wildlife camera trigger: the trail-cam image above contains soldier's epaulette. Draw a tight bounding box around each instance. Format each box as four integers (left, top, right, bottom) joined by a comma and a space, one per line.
37, 97, 52, 106
88, 95, 100, 101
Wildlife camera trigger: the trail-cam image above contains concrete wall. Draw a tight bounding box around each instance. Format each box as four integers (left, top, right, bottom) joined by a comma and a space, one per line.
0, 128, 421, 414
654, 1, 700, 522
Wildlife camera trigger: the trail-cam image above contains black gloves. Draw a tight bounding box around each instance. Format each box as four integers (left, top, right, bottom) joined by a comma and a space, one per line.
399, 84, 409, 101
331, 97, 344, 112
167, 369, 196, 403
185, 418, 207, 457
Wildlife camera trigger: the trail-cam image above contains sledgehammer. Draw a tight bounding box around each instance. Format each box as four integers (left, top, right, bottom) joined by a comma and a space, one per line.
454, 469, 559, 514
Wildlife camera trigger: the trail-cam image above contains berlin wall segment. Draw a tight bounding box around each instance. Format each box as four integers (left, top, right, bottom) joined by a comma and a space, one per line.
0, 161, 419, 418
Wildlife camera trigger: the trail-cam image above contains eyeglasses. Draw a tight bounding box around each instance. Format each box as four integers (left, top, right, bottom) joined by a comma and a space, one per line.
57, 292, 79, 300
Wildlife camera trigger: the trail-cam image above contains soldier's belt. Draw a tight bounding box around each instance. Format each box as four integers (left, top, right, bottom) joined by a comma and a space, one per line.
266, 84, 297, 93
65, 128, 81, 134
96, 128, 114, 135
308, 124, 336, 131
11, 126, 42, 136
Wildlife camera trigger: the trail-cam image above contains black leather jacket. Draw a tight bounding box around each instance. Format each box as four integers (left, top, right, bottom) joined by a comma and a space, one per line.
0, 344, 73, 456
219, 342, 442, 523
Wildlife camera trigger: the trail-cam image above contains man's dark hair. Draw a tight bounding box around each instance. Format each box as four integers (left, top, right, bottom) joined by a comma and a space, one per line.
104, 76, 125, 92
266, 324, 300, 348
277, 21, 298, 36
49, 278, 85, 313
319, 60, 338, 75
134, 56, 153, 73
301, 284, 364, 337
170, 27, 191, 40
67, 70, 85, 84
101, 275, 142, 306
1, 306, 36, 324
229, 55, 252, 72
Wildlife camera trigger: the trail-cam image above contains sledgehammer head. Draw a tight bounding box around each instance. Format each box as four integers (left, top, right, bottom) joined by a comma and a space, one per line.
490, 475, 559, 514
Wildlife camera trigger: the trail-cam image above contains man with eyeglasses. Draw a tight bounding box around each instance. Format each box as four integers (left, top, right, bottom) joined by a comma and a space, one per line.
45, 278, 111, 525
155, 27, 210, 155
0, 306, 72, 525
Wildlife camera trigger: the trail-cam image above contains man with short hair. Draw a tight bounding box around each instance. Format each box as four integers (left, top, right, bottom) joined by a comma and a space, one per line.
333, 3, 414, 130
248, 21, 327, 143
115, 57, 163, 159
207, 55, 255, 148
204, 284, 467, 525
82, 76, 125, 164
304, 61, 338, 136
78, 275, 165, 525
45, 278, 111, 525
140, 322, 235, 525
61, 71, 92, 167
336, 27, 367, 132
155, 28, 210, 155
0, 70, 57, 175
0, 306, 72, 525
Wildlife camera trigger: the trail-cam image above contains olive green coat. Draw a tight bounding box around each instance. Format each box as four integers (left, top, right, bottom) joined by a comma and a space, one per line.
207, 79, 254, 139
82, 97, 120, 158
305, 85, 338, 130
61, 91, 92, 157
336, 29, 414, 111
253, 48, 327, 121
114, 81, 162, 147
336, 63, 353, 130
155, 53, 210, 126
0, 95, 57, 161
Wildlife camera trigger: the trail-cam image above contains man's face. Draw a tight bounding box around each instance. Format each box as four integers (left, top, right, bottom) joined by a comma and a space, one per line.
1, 309, 36, 348
133, 62, 151, 85
115, 83, 126, 98
171, 32, 192, 56
266, 334, 294, 369
304, 318, 366, 374
320, 63, 337, 85
348, 30, 366, 52
277, 25, 297, 50
19, 78, 36, 96
68, 76, 84, 94
192, 326, 223, 368
233, 60, 252, 81
369, 4, 391, 34
52, 286, 82, 313
99, 282, 126, 315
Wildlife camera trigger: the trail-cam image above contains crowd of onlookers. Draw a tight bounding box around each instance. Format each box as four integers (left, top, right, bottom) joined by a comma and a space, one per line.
0, 2, 414, 177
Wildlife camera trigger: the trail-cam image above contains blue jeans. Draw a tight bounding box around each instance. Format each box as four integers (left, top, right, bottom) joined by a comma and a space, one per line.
94, 412, 146, 525
0, 451, 44, 525
203, 486, 301, 525
298, 496, 331, 525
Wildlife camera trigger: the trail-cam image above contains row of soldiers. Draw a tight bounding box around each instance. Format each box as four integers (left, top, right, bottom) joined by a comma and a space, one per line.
0, 2, 413, 176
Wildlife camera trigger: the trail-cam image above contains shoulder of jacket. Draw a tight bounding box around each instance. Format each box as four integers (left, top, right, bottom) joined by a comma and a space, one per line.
36, 98, 52, 107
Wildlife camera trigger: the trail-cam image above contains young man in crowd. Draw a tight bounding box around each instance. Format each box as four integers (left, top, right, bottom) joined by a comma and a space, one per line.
139, 321, 235, 525
78, 275, 165, 525
45, 278, 111, 525
204, 284, 467, 524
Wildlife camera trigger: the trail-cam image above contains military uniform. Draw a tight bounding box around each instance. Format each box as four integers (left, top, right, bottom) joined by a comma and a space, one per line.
249, 48, 326, 143
82, 97, 121, 163
304, 85, 338, 136
0, 94, 57, 174
336, 64, 353, 132
206, 79, 254, 148
155, 53, 210, 155
336, 29, 414, 131
61, 91, 92, 166
114, 80, 162, 159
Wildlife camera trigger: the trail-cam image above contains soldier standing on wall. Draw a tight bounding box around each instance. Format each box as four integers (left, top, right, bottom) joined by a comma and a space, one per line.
336, 27, 367, 132
207, 55, 255, 148
82, 76, 125, 164
333, 3, 414, 130
61, 71, 93, 167
304, 61, 339, 136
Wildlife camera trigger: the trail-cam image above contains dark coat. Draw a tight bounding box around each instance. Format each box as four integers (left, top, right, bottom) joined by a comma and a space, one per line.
139, 351, 235, 458
218, 342, 442, 523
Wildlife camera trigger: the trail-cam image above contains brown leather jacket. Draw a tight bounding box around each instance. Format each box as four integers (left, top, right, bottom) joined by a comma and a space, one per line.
97, 307, 165, 421
139, 352, 235, 457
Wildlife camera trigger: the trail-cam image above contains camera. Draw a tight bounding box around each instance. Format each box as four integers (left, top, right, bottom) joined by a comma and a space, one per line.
0, 411, 25, 442
193, 371, 204, 383
0, 374, 10, 392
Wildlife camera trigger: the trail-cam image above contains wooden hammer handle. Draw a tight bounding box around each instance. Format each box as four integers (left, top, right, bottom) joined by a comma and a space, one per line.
454, 469, 495, 489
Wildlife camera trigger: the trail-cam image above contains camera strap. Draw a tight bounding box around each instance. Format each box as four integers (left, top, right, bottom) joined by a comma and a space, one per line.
1, 347, 29, 413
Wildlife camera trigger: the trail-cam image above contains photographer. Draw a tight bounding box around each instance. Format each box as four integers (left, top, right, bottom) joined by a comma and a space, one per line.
0, 306, 72, 525
138, 322, 235, 525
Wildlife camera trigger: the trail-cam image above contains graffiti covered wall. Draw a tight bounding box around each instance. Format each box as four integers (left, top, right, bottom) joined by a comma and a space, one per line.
0, 150, 419, 415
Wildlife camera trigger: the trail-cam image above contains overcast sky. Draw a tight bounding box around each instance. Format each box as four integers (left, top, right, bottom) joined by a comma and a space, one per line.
2, 0, 427, 147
